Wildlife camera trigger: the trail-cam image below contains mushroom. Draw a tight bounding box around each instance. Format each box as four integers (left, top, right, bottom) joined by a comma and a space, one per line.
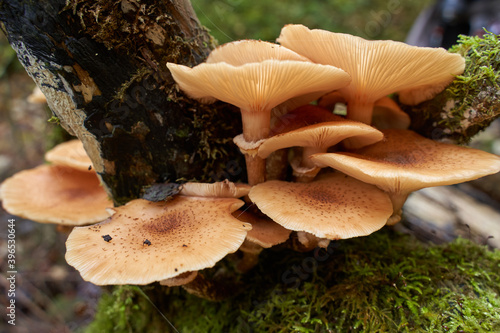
0, 165, 113, 225
277, 24, 465, 124
233, 209, 291, 272
65, 196, 251, 285
179, 179, 251, 198
248, 172, 393, 239
167, 42, 351, 185
310, 129, 500, 224
258, 105, 383, 181
45, 139, 94, 172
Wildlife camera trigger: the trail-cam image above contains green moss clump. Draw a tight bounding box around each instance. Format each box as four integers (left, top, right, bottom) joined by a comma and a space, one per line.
85, 229, 500, 332
408, 32, 500, 143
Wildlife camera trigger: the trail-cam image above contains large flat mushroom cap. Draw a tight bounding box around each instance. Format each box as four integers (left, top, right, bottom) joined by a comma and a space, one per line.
277, 24, 465, 104
65, 197, 251, 285
234, 210, 291, 248
167, 60, 351, 113
310, 129, 500, 193
206, 40, 310, 65
45, 139, 94, 172
248, 173, 392, 239
0, 165, 112, 225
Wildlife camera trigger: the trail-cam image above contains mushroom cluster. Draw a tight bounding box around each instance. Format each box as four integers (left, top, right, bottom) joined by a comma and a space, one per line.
2, 24, 500, 299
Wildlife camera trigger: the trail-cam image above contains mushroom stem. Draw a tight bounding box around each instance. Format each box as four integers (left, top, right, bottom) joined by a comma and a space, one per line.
293, 146, 326, 183
347, 100, 375, 125
386, 191, 410, 225
241, 110, 272, 185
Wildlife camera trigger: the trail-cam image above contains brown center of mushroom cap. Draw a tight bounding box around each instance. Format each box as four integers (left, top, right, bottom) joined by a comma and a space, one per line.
65, 196, 251, 285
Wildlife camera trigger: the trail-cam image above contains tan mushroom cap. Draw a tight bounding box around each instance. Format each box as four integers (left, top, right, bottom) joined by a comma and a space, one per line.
159, 271, 198, 287
167, 60, 350, 127
180, 180, 251, 198
65, 197, 251, 285
248, 172, 393, 239
277, 24, 465, 123
258, 118, 383, 159
206, 39, 310, 65
233, 210, 291, 248
0, 165, 112, 225
45, 139, 94, 172
310, 129, 500, 194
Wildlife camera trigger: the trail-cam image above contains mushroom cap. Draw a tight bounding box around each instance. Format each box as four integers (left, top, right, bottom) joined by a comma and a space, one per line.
206, 39, 310, 65
65, 197, 251, 285
233, 210, 291, 248
277, 24, 465, 105
248, 172, 393, 239
180, 180, 251, 198
310, 129, 500, 194
159, 271, 198, 287
167, 60, 351, 113
45, 139, 94, 172
258, 119, 383, 158
0, 165, 112, 225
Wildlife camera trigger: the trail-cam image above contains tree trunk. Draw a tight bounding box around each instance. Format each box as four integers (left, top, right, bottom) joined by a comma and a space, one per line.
0, 0, 243, 204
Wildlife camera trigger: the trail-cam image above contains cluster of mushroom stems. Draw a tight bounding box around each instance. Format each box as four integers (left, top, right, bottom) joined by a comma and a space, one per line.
2, 24, 500, 298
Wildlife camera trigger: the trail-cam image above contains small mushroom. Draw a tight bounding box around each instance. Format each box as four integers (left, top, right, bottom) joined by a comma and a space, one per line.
65, 196, 251, 285
45, 139, 94, 172
310, 129, 500, 224
167, 41, 351, 184
258, 105, 383, 181
232, 209, 291, 272
0, 165, 113, 225
248, 172, 393, 239
277, 24, 465, 124
180, 180, 251, 198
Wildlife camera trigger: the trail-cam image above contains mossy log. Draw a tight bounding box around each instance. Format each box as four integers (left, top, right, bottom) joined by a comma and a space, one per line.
0, 0, 243, 204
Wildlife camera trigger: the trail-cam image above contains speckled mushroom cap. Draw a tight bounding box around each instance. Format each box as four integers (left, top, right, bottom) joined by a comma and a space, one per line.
277, 24, 465, 123
0, 164, 112, 225
310, 129, 500, 194
180, 180, 251, 198
45, 139, 94, 172
248, 172, 393, 239
233, 210, 291, 248
206, 39, 310, 65
65, 196, 251, 285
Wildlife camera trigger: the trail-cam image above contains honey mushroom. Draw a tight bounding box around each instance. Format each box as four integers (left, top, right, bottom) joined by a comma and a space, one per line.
310, 129, 500, 225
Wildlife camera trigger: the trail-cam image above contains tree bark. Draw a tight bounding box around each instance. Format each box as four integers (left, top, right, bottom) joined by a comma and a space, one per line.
0, 0, 243, 204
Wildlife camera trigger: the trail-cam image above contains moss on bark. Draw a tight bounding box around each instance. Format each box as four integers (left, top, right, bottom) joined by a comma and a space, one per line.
85, 229, 500, 333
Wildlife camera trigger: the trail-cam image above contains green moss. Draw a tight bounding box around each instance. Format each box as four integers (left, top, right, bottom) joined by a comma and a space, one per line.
407, 32, 500, 143
86, 229, 500, 332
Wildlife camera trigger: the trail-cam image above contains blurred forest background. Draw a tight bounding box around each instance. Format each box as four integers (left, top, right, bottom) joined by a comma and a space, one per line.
0, 0, 499, 332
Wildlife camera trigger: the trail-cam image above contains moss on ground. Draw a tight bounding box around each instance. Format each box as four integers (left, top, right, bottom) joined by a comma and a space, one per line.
85, 229, 500, 332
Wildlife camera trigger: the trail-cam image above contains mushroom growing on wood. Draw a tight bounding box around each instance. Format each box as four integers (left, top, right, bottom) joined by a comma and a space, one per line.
180, 180, 251, 198
248, 172, 393, 239
258, 105, 383, 181
277, 24, 465, 124
0, 165, 112, 225
310, 129, 500, 224
167, 41, 351, 184
65, 196, 251, 285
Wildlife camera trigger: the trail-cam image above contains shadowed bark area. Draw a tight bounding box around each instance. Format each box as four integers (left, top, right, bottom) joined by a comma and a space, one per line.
0, 0, 243, 204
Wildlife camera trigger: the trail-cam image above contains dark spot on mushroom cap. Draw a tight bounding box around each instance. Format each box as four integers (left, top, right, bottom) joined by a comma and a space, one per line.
102, 234, 112, 242
182, 244, 188, 247
88, 165, 92, 171
143, 239, 152, 246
